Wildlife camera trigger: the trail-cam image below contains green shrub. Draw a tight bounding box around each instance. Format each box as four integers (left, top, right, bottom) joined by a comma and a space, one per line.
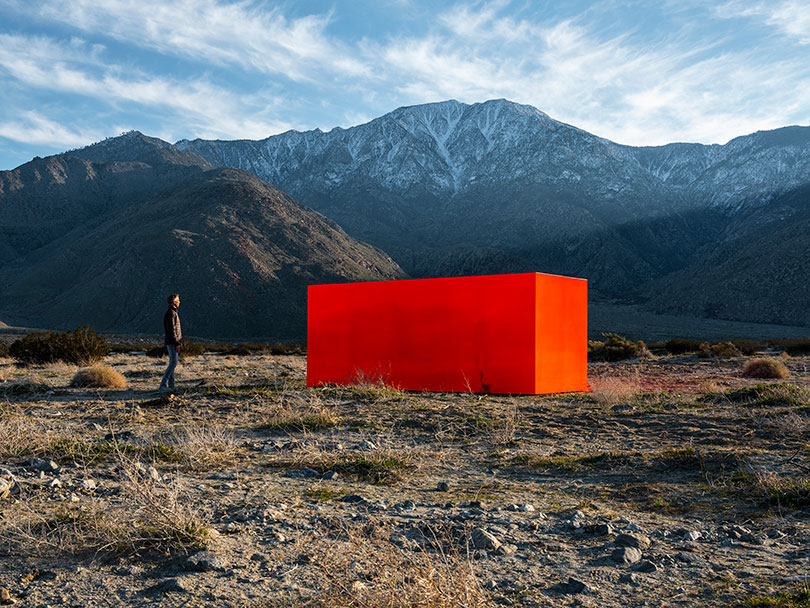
665, 339, 702, 355
9, 327, 109, 365
589, 333, 650, 362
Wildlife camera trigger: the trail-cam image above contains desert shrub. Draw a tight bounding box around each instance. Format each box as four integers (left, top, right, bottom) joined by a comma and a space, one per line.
665, 339, 702, 355
0, 342, 10, 357
145, 345, 167, 358
589, 333, 650, 362
145, 341, 205, 360
742, 357, 790, 379
730, 339, 761, 356
9, 327, 109, 365
178, 341, 205, 359
767, 338, 810, 356
699, 341, 741, 359
70, 365, 128, 389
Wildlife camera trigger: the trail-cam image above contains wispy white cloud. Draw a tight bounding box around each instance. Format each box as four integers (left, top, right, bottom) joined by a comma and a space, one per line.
0, 33, 295, 140
367, 3, 810, 144
0, 110, 102, 147
1, 0, 809, 161
31, 0, 370, 81
717, 1, 810, 44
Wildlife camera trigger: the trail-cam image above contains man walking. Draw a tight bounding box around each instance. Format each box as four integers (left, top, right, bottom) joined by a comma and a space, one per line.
159, 294, 182, 392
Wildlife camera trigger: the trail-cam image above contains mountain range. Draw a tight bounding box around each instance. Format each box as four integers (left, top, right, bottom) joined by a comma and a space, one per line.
0, 133, 403, 339
1, 99, 809, 338
177, 99, 810, 328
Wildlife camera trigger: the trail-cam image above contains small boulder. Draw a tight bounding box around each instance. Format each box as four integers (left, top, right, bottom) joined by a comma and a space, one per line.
612, 546, 642, 565
471, 527, 502, 552
614, 532, 651, 550
185, 551, 228, 572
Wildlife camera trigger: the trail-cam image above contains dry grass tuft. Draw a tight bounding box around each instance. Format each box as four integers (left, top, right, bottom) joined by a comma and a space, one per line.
261, 390, 340, 432
173, 424, 239, 469
0, 405, 53, 459
70, 364, 128, 389
742, 357, 790, 379
299, 520, 494, 608
0, 456, 211, 557
590, 375, 643, 406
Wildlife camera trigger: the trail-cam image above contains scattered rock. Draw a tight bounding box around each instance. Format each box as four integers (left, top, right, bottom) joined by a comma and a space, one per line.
590, 523, 615, 535
27, 458, 59, 473
49, 478, 62, 488
563, 577, 591, 594
322, 471, 339, 480
612, 546, 643, 565
0, 588, 11, 603
360, 440, 377, 450
619, 572, 640, 585
520, 504, 535, 512
340, 494, 366, 504
143, 577, 189, 595
496, 543, 518, 556
683, 530, 701, 541
81, 479, 97, 491
676, 551, 702, 564
437, 481, 450, 492
614, 532, 652, 550
634, 560, 658, 573
471, 527, 502, 552
185, 551, 228, 572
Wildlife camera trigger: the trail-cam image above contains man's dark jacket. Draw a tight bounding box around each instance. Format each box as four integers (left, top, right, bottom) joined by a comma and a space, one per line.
163, 307, 182, 346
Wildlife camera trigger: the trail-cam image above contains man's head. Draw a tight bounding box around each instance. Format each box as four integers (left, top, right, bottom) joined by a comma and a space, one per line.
167, 294, 180, 309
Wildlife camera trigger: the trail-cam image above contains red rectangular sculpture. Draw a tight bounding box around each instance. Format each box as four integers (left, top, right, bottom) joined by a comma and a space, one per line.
306, 272, 587, 395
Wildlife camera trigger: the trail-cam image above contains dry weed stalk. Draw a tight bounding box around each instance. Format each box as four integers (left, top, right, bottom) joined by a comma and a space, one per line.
173, 423, 239, 469
300, 519, 494, 608
263, 388, 339, 432
0, 406, 55, 459
0, 453, 210, 557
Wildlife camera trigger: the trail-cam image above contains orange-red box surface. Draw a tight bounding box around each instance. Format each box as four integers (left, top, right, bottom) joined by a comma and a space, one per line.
306, 272, 587, 395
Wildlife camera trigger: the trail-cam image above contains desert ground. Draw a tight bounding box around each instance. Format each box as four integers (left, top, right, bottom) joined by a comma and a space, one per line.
0, 346, 809, 607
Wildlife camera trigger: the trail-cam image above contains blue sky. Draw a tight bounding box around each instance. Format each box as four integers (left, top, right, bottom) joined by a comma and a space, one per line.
1, 0, 809, 170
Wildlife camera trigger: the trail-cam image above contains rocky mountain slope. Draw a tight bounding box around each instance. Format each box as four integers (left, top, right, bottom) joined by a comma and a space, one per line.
0, 132, 212, 265
646, 182, 810, 327
178, 100, 810, 325
0, 137, 404, 339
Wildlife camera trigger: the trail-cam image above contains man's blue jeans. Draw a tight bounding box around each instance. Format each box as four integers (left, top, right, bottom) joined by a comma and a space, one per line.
159, 344, 178, 390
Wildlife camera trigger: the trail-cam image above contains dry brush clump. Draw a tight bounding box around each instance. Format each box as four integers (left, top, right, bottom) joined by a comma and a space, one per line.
588, 333, 651, 362
9, 326, 109, 365
742, 357, 790, 379
70, 364, 128, 389
298, 520, 494, 608
0, 457, 211, 558
172, 424, 240, 469
589, 375, 643, 406
261, 390, 340, 432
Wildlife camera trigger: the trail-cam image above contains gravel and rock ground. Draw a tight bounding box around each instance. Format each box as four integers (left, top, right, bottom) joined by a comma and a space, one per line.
1, 350, 809, 607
